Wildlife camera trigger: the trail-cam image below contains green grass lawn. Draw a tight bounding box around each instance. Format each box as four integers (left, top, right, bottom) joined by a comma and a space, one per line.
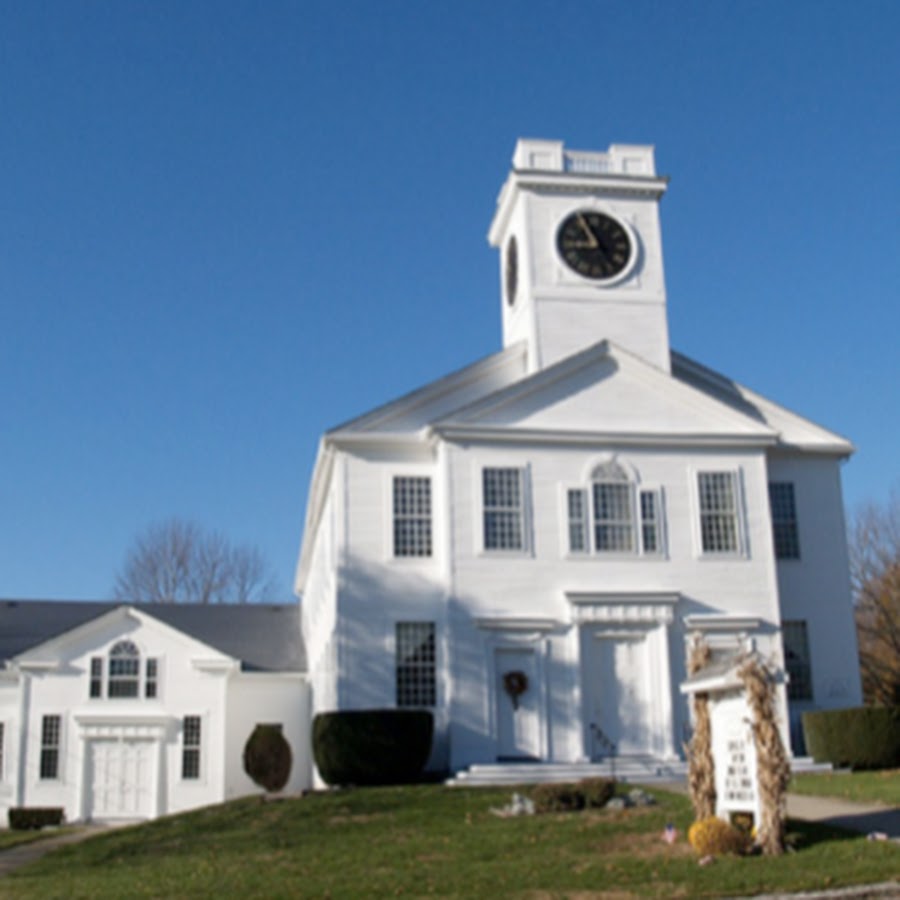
1, 784, 897, 899
791, 769, 900, 806
0, 827, 79, 852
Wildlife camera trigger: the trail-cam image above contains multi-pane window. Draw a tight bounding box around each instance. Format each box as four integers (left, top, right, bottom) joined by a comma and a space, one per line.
640, 490, 661, 554
393, 477, 432, 557
769, 482, 800, 560
145, 658, 158, 698
567, 489, 588, 553
567, 464, 663, 556
182, 716, 201, 779
396, 622, 436, 707
89, 657, 103, 698
108, 640, 141, 697
593, 468, 634, 552
698, 471, 740, 554
782, 620, 813, 701
483, 468, 525, 551
40, 715, 61, 780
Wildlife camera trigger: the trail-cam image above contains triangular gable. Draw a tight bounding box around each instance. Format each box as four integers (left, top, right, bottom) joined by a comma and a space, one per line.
672, 352, 854, 455
13, 604, 234, 670
431, 341, 777, 444
328, 342, 527, 435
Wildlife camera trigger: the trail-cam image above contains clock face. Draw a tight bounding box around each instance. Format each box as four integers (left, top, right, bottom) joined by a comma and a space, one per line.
556, 210, 633, 280
505, 237, 518, 306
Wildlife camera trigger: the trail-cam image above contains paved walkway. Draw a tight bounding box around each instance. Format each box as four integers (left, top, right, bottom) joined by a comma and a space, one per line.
0, 825, 111, 877
784, 793, 900, 841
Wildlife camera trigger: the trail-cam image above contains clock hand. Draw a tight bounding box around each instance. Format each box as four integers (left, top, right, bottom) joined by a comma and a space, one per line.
575, 213, 599, 249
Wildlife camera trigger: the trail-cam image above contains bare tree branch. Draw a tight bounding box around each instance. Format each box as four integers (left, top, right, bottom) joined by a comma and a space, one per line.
113, 518, 281, 604
850, 487, 900, 706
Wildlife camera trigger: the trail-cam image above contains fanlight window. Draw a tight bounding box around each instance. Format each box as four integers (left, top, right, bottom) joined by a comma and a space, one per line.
567, 461, 663, 557
108, 640, 141, 697
89, 641, 158, 700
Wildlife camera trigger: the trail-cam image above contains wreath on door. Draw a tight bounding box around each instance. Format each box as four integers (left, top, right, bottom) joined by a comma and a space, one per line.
503, 670, 529, 710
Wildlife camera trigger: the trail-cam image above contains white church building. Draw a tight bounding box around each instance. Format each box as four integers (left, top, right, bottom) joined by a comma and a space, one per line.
0, 139, 863, 825
295, 138, 862, 780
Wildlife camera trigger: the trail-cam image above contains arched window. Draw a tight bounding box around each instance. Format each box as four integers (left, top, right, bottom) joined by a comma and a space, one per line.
591, 462, 634, 552
566, 461, 663, 557
108, 640, 140, 698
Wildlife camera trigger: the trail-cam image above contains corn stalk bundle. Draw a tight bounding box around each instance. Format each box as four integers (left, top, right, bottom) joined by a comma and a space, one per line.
686, 637, 716, 820
738, 655, 791, 856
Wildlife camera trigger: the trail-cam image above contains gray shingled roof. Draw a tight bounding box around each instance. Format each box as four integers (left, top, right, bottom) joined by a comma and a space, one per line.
0, 600, 305, 673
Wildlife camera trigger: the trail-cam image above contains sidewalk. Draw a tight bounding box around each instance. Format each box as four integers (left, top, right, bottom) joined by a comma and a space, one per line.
0, 825, 110, 877
785, 793, 900, 841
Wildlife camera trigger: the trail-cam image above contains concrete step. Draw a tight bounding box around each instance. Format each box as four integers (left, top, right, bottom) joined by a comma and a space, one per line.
446, 755, 831, 787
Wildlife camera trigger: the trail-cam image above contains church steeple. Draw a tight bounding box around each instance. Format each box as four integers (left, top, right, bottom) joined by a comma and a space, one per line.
488, 139, 672, 373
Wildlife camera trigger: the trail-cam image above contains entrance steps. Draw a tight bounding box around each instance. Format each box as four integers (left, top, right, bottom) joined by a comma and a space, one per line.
446, 756, 687, 787
446, 755, 831, 787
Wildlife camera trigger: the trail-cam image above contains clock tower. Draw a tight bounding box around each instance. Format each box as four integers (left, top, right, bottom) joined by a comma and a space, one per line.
488, 139, 672, 374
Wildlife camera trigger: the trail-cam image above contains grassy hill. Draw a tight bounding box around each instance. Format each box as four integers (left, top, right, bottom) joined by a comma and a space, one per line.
2, 783, 898, 898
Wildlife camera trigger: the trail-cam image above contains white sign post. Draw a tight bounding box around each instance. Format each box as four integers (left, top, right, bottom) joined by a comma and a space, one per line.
710, 690, 761, 825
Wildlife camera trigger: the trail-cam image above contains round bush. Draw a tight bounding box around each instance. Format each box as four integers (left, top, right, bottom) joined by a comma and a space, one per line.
579, 777, 616, 809
312, 710, 433, 786
802, 706, 900, 770
688, 817, 750, 856
243, 724, 293, 792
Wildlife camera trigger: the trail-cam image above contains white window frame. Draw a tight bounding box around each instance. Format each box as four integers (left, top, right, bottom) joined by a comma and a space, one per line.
769, 481, 800, 560
39, 714, 61, 781
481, 466, 529, 554
695, 469, 746, 557
562, 465, 665, 558
181, 715, 202, 780
395, 621, 437, 708
392, 475, 433, 558
0, 721, 4, 781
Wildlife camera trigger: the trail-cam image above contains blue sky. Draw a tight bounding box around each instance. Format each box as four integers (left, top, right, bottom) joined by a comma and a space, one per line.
2, 1, 898, 601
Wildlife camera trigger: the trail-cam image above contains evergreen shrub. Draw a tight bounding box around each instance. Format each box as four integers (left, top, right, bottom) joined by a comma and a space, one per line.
532, 783, 586, 813
312, 710, 433, 786
243, 724, 293, 792
8, 808, 64, 830
802, 706, 900, 770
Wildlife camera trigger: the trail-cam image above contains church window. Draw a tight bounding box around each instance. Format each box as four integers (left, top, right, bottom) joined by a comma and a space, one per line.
108, 640, 141, 698
483, 467, 525, 551
393, 477, 432, 557
640, 490, 662, 554
567, 463, 664, 556
782, 620, 813, 701
89, 657, 103, 698
593, 463, 635, 552
396, 622, 436, 707
697, 471, 741, 554
182, 716, 202, 779
39, 715, 61, 780
145, 658, 158, 698
567, 489, 589, 553
769, 482, 800, 559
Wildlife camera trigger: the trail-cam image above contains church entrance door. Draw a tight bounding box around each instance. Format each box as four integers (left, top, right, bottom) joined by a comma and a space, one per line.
494, 647, 540, 761
588, 632, 653, 758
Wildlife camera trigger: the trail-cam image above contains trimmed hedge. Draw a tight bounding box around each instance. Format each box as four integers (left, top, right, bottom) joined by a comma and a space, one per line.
243, 724, 293, 793
802, 706, 900, 770
313, 709, 433, 786
8, 807, 64, 830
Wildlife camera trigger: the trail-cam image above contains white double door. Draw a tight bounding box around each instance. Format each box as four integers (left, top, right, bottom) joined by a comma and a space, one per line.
587, 631, 653, 757
88, 738, 154, 820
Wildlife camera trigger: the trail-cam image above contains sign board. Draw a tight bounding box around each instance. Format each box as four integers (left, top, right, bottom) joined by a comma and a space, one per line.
709, 690, 761, 825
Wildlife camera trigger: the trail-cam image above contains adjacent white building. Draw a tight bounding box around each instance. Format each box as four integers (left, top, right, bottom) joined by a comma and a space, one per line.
0, 601, 309, 824
295, 139, 862, 779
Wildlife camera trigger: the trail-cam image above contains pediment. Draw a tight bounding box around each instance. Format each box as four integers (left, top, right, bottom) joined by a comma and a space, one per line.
432, 342, 776, 444
12, 605, 233, 669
